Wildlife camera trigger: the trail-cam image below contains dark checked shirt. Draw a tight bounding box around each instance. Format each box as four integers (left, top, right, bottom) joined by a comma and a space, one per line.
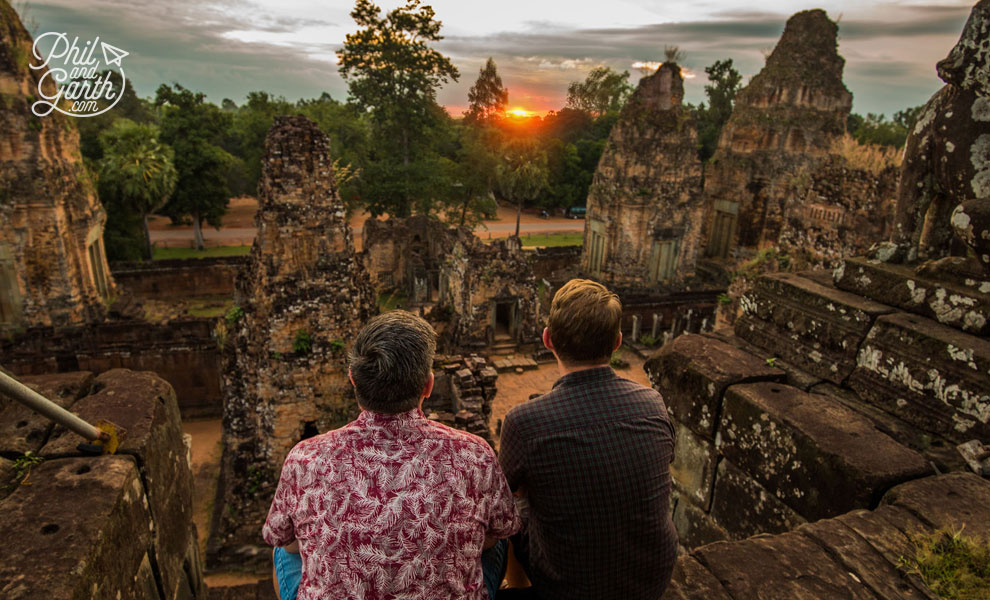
499, 366, 677, 600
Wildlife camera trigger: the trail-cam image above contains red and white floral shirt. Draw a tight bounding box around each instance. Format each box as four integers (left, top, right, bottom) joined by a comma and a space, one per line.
263, 408, 521, 600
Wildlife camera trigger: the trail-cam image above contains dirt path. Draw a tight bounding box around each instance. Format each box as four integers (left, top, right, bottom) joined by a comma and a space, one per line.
149, 197, 584, 249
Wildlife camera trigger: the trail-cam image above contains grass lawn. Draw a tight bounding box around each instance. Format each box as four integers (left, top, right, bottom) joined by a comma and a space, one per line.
518, 232, 583, 247
152, 245, 251, 260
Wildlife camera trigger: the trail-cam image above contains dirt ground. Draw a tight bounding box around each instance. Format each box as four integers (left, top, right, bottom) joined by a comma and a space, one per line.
148, 197, 584, 249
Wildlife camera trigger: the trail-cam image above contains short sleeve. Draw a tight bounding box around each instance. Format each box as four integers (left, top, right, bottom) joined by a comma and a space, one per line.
484, 451, 521, 540
262, 453, 300, 547
498, 411, 526, 492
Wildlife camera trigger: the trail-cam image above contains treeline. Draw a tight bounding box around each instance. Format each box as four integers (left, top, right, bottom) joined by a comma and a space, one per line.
77, 0, 922, 261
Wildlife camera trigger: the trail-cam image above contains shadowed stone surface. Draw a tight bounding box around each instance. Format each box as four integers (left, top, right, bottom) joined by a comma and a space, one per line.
835, 256, 990, 334
694, 531, 877, 600
661, 555, 731, 600
38, 369, 199, 600
709, 458, 806, 540
735, 272, 893, 383
645, 333, 784, 439
882, 472, 990, 541
0, 456, 157, 600
671, 489, 729, 551
850, 311, 990, 443
719, 382, 928, 521
0, 370, 92, 454
668, 421, 717, 507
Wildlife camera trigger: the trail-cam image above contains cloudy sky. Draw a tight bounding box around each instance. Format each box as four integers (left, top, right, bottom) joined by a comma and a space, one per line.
18, 0, 974, 116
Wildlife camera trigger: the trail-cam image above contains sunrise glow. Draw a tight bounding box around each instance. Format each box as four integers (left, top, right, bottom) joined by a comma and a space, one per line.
507, 107, 536, 118
632, 61, 697, 79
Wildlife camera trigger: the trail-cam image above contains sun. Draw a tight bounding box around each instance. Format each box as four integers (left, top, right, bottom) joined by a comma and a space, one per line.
507, 107, 534, 118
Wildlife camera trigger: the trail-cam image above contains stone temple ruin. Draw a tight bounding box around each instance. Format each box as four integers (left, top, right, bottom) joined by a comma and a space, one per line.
582, 61, 704, 286
650, 4, 990, 594
0, 0, 114, 331
363, 216, 539, 352
210, 115, 378, 566
700, 9, 897, 268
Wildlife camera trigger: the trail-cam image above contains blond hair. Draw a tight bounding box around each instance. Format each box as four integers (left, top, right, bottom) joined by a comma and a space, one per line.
548, 279, 622, 365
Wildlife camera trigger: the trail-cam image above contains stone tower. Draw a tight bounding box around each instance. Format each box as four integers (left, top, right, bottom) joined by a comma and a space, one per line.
701, 9, 894, 266
0, 0, 113, 331
210, 115, 376, 567
582, 62, 703, 286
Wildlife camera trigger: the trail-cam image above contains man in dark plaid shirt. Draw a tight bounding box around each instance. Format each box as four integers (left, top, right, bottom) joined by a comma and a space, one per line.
499, 279, 677, 599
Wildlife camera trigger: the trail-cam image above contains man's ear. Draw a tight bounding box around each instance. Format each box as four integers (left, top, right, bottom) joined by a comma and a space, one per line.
348, 367, 355, 388
422, 371, 435, 399
542, 327, 554, 351
613, 332, 623, 353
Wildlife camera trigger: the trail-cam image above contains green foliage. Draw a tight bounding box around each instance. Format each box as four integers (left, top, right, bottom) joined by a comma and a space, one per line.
694, 59, 743, 162
610, 351, 628, 369
566, 67, 633, 116
899, 528, 990, 599
152, 245, 251, 260
638, 333, 659, 347
518, 233, 583, 247
293, 329, 313, 354
155, 84, 236, 249
846, 105, 923, 149
378, 290, 408, 312
337, 0, 459, 217
4, 452, 44, 492
765, 357, 778, 367
329, 338, 347, 354
717, 292, 732, 305
98, 119, 177, 260
224, 305, 244, 326
75, 70, 156, 164
465, 58, 509, 124
495, 138, 550, 236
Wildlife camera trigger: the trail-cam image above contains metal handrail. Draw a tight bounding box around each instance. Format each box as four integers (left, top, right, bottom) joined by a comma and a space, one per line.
0, 370, 109, 442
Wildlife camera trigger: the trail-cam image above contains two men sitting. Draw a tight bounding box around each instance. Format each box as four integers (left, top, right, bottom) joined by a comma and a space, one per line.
264, 279, 678, 599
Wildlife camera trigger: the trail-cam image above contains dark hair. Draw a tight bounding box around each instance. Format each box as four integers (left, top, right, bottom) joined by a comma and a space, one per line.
548, 278, 622, 365
349, 311, 436, 413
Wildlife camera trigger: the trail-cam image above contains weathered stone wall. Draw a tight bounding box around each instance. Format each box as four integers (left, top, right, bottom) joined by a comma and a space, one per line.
211, 115, 377, 568
664, 473, 990, 599
0, 369, 204, 600
583, 63, 704, 285
112, 257, 244, 299
362, 215, 455, 302
0, 319, 222, 417
0, 0, 113, 332
526, 245, 582, 283
700, 9, 894, 268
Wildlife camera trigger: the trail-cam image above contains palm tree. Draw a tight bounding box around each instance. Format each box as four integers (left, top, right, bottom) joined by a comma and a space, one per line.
495, 140, 549, 238
98, 120, 177, 260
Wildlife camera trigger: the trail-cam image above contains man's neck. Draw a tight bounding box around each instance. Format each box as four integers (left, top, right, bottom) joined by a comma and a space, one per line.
556, 359, 610, 377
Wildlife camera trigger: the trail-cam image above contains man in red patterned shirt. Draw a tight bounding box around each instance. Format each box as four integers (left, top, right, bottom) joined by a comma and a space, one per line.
264, 311, 520, 600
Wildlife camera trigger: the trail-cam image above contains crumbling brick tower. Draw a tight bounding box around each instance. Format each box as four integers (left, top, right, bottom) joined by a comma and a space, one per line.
210, 115, 376, 567
701, 9, 895, 267
0, 0, 113, 332
582, 61, 704, 286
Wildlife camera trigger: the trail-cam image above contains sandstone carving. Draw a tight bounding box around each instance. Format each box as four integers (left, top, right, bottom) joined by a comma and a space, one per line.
0, 0, 114, 331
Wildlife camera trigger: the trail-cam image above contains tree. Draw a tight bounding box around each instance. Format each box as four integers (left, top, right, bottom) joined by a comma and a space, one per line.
337, 0, 459, 217
847, 110, 919, 149
465, 57, 509, 124
155, 83, 235, 250
565, 67, 633, 116
495, 139, 549, 238
97, 120, 177, 260
695, 58, 743, 162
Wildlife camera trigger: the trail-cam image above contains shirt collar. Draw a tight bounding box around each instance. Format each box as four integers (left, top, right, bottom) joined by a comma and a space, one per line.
356, 407, 425, 426
552, 365, 616, 389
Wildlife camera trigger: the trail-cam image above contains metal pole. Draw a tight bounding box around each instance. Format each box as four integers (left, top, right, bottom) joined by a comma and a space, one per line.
0, 370, 107, 442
